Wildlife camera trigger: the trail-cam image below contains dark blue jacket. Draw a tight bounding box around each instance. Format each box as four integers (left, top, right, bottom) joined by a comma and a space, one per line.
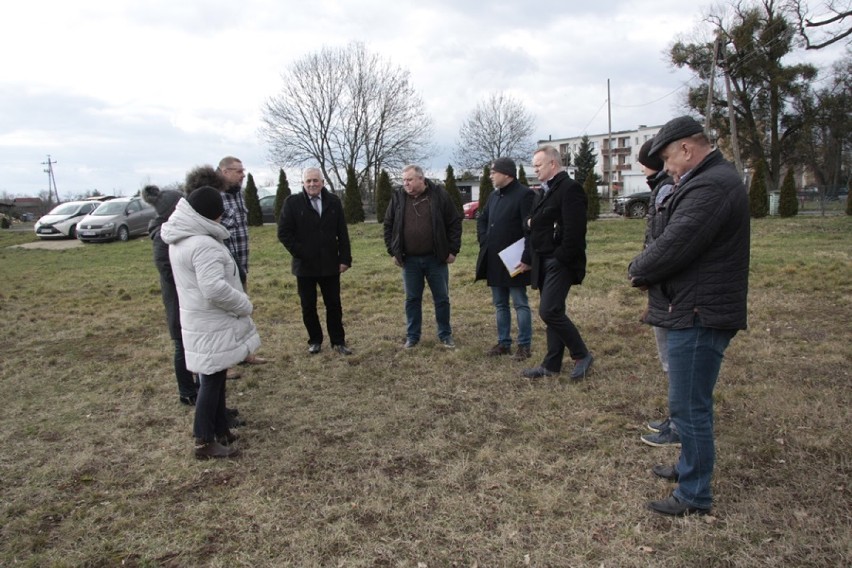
475, 179, 535, 288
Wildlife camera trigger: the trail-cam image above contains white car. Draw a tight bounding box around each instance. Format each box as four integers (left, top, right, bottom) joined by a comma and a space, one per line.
34, 200, 102, 239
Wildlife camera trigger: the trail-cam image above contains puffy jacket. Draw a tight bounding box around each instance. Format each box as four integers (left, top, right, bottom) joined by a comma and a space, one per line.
160, 199, 261, 374
383, 179, 462, 263
629, 150, 750, 330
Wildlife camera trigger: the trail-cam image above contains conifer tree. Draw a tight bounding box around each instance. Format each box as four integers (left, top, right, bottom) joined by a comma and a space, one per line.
274, 168, 291, 222
778, 168, 798, 217
375, 169, 393, 223
583, 174, 600, 221
518, 164, 529, 187
749, 161, 769, 218
444, 165, 463, 215
343, 165, 365, 224
478, 165, 494, 211
573, 135, 597, 187
244, 173, 263, 226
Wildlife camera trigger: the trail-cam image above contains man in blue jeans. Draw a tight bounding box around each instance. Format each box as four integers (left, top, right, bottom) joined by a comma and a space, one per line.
629, 116, 750, 516
475, 157, 536, 360
383, 165, 462, 349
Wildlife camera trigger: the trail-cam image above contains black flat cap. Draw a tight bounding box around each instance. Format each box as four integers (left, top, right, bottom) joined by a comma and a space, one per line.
649, 116, 704, 157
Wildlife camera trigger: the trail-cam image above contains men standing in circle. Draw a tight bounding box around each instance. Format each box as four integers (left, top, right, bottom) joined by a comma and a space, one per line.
217, 156, 250, 286
522, 145, 594, 380
278, 167, 353, 355
629, 116, 750, 516
475, 157, 535, 360
635, 138, 680, 449
383, 165, 462, 349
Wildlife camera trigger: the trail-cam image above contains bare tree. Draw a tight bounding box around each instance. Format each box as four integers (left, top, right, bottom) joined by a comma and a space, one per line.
261, 42, 433, 198
786, 0, 852, 49
453, 92, 536, 171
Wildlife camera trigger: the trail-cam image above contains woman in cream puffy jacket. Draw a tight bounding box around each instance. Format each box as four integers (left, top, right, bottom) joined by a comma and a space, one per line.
161, 187, 261, 459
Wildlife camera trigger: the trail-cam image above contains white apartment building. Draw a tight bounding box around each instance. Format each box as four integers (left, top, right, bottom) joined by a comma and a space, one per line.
539, 124, 662, 197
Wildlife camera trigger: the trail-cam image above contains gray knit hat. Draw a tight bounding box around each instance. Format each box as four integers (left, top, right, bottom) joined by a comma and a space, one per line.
491, 157, 517, 178
648, 116, 704, 157
141, 185, 183, 221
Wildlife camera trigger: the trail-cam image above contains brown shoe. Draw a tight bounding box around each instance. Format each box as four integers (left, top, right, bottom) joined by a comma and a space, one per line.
194, 440, 240, 460
513, 345, 532, 360
241, 354, 268, 365
226, 368, 242, 380
486, 344, 511, 356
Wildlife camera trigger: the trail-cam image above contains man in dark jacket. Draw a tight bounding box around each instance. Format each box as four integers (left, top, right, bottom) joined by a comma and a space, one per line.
383, 164, 462, 349
475, 157, 535, 360
522, 146, 594, 381
629, 116, 750, 517
278, 167, 353, 355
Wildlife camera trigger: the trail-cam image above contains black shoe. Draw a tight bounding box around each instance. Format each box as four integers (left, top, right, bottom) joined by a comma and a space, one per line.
226, 407, 239, 417
308, 343, 321, 354
227, 414, 246, 428
332, 344, 353, 355
512, 345, 532, 360
522, 366, 558, 379
403, 338, 418, 349
569, 353, 594, 380
652, 464, 679, 482
486, 343, 511, 356
194, 440, 240, 460
179, 395, 196, 406
647, 493, 709, 517
440, 336, 456, 349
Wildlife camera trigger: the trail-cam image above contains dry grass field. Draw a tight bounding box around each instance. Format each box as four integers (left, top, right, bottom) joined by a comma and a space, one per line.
0, 215, 849, 567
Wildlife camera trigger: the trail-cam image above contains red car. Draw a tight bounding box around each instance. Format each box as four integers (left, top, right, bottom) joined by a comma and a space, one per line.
462, 200, 480, 219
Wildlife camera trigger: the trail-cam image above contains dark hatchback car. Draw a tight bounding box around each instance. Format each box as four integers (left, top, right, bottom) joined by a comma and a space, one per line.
259, 195, 277, 223
613, 191, 652, 218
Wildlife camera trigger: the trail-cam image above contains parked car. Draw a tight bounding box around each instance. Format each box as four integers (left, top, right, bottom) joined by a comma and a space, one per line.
76, 197, 156, 242
34, 200, 102, 239
259, 195, 277, 223
613, 191, 652, 218
462, 200, 480, 219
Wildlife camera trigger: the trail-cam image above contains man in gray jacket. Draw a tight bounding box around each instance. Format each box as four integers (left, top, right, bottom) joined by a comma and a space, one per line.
629, 116, 750, 516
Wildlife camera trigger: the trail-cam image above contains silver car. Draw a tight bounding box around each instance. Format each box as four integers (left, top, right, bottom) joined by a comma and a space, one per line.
76, 197, 156, 242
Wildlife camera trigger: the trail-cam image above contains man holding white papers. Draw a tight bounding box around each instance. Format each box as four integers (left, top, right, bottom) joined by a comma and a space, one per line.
475, 158, 536, 360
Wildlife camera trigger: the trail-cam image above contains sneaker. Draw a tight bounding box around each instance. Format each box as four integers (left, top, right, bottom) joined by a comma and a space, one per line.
194, 440, 240, 460
440, 336, 456, 349
513, 345, 532, 361
332, 344, 353, 355
641, 429, 681, 448
487, 343, 511, 356
647, 493, 709, 517
647, 417, 670, 433
403, 338, 419, 349
521, 366, 558, 379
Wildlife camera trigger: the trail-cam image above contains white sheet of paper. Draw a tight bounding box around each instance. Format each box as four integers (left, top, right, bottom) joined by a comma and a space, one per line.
498, 238, 525, 277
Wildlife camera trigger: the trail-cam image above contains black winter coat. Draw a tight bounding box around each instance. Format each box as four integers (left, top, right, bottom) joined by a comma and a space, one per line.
527, 171, 588, 290
475, 179, 535, 287
383, 180, 462, 264
629, 150, 750, 330
278, 188, 352, 277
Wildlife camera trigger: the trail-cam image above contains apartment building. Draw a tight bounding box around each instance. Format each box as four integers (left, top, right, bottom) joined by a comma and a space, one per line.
539, 124, 662, 197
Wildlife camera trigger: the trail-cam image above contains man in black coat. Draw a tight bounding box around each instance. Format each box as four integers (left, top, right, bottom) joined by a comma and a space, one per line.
278, 167, 353, 355
475, 157, 536, 360
629, 116, 750, 517
522, 145, 594, 381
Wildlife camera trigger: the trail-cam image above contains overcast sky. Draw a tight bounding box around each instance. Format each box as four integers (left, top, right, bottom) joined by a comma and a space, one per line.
1, 0, 844, 199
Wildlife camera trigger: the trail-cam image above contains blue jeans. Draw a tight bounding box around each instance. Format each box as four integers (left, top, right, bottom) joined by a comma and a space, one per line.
402, 255, 452, 342
667, 321, 737, 509
491, 286, 532, 347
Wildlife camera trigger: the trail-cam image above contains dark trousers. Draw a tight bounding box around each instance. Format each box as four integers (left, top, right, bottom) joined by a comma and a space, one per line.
194, 369, 228, 442
173, 338, 198, 399
538, 257, 588, 372
297, 274, 345, 346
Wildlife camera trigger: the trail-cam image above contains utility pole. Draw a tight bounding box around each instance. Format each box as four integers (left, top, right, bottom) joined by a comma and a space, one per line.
606, 78, 613, 199
42, 155, 60, 204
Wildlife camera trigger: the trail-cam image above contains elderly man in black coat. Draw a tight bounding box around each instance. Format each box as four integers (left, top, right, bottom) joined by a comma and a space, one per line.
475, 157, 536, 360
278, 167, 353, 355
629, 116, 750, 517
522, 146, 594, 381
